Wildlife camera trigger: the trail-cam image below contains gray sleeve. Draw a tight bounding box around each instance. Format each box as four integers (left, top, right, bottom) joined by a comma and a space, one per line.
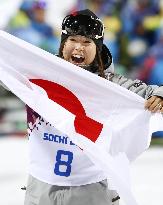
0, 80, 10, 91
107, 73, 163, 99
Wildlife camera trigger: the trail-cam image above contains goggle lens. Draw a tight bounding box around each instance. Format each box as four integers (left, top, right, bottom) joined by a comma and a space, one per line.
62, 15, 104, 39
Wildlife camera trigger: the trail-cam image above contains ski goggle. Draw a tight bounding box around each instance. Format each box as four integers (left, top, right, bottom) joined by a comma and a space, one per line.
62, 14, 104, 40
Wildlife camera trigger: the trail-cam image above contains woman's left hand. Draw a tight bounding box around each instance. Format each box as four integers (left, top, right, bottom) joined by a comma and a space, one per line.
145, 96, 163, 113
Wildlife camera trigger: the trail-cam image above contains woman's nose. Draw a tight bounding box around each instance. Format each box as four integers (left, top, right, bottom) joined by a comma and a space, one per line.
74, 43, 84, 51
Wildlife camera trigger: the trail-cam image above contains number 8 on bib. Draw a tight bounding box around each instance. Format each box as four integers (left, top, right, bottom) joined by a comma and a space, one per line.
54, 150, 73, 177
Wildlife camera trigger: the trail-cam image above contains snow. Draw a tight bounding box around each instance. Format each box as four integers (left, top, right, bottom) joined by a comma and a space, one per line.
0, 136, 163, 205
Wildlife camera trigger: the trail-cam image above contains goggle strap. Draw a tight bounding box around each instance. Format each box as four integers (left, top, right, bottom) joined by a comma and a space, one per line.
62, 30, 103, 39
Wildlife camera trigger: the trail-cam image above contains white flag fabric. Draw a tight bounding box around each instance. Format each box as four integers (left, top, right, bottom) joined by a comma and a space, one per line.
0, 30, 163, 205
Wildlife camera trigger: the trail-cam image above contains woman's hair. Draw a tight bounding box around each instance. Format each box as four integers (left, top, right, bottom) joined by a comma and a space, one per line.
58, 41, 106, 79
58, 40, 66, 59
96, 48, 106, 79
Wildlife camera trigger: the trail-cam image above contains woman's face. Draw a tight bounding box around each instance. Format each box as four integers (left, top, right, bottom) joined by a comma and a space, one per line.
62, 35, 96, 67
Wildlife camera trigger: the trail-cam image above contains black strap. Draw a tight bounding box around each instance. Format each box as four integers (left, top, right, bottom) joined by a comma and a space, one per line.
112, 196, 120, 202
21, 186, 26, 191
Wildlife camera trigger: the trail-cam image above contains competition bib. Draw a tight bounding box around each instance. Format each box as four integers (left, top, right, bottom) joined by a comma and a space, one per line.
27, 107, 106, 185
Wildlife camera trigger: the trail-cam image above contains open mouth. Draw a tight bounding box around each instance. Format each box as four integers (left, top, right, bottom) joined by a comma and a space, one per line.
71, 55, 85, 64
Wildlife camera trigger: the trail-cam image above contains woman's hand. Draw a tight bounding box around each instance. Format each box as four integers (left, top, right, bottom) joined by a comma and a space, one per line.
145, 96, 163, 113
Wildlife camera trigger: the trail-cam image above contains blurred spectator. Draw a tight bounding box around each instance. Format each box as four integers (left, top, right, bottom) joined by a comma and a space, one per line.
72, 0, 127, 17
30, 1, 54, 38
139, 27, 163, 85
6, 0, 60, 54
121, 0, 159, 44
120, 0, 160, 66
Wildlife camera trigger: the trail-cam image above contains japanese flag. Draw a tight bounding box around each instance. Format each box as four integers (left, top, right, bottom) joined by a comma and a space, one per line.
0, 30, 163, 205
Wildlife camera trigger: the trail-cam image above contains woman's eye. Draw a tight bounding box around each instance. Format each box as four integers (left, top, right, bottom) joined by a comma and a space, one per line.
70, 38, 76, 42
84, 41, 91, 44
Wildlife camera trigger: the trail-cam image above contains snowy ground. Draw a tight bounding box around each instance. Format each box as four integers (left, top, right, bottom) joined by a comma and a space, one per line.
0, 136, 163, 205
130, 146, 163, 205
0, 137, 28, 205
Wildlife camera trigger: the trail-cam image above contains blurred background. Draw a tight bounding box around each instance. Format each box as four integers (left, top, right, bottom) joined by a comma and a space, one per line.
0, 0, 163, 205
